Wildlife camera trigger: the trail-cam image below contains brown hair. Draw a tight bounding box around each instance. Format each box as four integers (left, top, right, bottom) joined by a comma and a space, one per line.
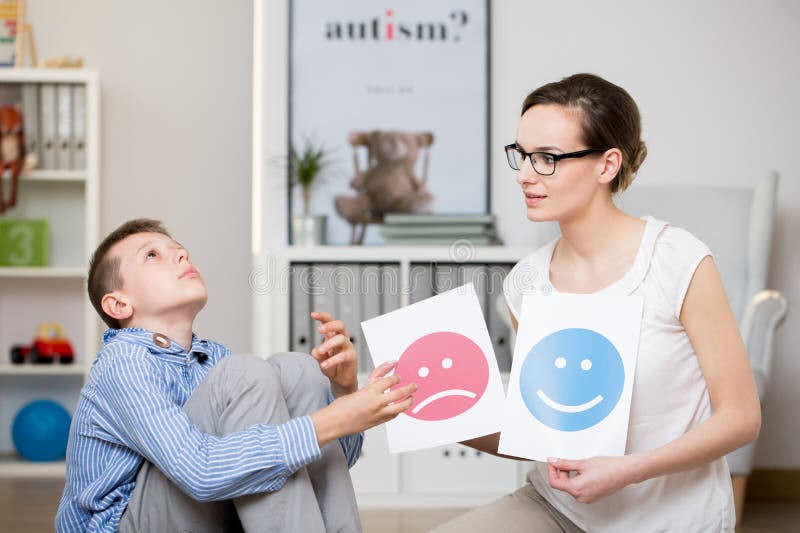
521, 73, 646, 193
88, 218, 171, 329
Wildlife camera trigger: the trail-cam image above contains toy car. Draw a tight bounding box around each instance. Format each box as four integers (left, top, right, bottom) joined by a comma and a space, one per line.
10, 323, 75, 364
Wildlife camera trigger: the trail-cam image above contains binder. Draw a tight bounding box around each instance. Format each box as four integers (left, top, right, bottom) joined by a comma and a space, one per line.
380, 264, 401, 313
359, 264, 382, 372
39, 84, 57, 169
71, 84, 86, 170
21, 84, 39, 164
487, 264, 514, 372
460, 263, 488, 310
56, 84, 73, 169
434, 263, 461, 294
311, 264, 337, 347
335, 263, 363, 369
290, 263, 313, 352
460, 263, 503, 368
408, 263, 433, 303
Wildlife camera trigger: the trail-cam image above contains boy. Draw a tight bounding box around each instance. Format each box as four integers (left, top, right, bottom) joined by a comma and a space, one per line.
55, 219, 415, 532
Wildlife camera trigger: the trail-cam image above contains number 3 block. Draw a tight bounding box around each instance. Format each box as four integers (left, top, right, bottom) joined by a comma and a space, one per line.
0, 219, 49, 266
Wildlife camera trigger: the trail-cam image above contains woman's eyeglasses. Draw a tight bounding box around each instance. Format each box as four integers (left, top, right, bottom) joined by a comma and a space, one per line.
504, 144, 608, 176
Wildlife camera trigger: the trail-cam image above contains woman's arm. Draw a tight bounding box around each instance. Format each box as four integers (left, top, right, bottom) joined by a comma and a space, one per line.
631, 255, 761, 475
548, 257, 761, 503
460, 433, 501, 454
460, 433, 530, 461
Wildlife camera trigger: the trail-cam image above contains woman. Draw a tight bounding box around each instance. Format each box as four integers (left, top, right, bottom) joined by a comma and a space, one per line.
435, 74, 760, 532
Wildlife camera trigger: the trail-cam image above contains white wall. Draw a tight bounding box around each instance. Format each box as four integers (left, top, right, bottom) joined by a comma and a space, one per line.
30, 0, 800, 467
26, 0, 253, 351
490, 0, 800, 467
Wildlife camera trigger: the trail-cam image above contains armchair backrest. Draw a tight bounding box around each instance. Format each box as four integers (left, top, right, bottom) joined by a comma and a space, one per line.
615, 172, 779, 323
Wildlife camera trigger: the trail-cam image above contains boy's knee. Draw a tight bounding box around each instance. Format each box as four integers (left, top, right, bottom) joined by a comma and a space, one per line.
215, 353, 282, 393
268, 352, 329, 391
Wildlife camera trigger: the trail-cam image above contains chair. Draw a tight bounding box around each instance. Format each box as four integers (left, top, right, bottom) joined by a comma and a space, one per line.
619, 172, 787, 524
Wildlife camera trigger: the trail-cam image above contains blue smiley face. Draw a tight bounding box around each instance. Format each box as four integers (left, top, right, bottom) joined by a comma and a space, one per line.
519, 328, 624, 432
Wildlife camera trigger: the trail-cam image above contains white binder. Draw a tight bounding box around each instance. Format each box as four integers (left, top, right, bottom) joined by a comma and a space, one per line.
56, 84, 73, 169
71, 84, 86, 170
21, 83, 39, 164
39, 84, 57, 169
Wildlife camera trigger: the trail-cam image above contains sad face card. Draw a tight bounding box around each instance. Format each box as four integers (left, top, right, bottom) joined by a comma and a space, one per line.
361, 283, 506, 453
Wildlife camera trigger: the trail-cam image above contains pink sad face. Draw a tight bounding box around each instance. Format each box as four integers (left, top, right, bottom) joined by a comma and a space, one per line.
394, 331, 489, 421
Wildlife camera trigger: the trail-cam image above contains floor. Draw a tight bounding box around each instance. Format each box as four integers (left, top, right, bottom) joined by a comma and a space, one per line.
2, 479, 798, 532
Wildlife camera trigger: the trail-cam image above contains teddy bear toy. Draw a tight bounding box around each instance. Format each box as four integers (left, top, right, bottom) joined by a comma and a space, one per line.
0, 105, 28, 214
335, 130, 434, 244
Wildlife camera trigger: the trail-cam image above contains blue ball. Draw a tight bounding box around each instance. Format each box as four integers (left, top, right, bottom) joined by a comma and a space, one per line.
12, 400, 71, 462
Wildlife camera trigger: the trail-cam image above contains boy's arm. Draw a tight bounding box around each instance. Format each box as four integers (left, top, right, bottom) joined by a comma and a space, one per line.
338, 425, 364, 468
94, 351, 322, 502
310, 311, 365, 467
325, 388, 364, 468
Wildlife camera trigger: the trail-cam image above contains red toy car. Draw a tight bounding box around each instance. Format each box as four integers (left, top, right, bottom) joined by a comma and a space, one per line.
10, 323, 75, 364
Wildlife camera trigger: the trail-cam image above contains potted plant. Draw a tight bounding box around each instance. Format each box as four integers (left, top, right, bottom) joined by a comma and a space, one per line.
290, 138, 333, 246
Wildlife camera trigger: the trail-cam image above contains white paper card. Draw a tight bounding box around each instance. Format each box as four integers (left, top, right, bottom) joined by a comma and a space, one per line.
499, 293, 643, 461
361, 283, 506, 453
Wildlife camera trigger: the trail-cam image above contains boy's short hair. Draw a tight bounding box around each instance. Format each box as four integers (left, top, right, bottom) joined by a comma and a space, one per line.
88, 218, 171, 329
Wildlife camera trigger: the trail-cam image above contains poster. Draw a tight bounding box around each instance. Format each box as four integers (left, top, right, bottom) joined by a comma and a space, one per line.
290, 0, 489, 244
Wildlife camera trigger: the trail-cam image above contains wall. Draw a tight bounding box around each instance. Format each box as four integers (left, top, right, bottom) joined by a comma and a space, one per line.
26, 0, 253, 351
30, 0, 800, 467
490, 0, 800, 467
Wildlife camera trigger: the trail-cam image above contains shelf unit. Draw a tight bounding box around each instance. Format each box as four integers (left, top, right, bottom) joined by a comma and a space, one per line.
252, 244, 535, 507
0, 68, 100, 478
251, 8, 538, 505
254, 245, 530, 357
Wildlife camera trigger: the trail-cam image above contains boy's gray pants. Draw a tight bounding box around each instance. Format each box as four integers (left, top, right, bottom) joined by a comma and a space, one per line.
118, 353, 361, 533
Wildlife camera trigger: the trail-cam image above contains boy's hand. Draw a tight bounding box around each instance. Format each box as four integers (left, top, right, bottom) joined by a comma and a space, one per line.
311, 361, 416, 448
310, 311, 358, 397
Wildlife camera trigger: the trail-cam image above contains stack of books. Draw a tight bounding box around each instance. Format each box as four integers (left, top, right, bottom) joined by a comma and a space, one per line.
381, 213, 502, 245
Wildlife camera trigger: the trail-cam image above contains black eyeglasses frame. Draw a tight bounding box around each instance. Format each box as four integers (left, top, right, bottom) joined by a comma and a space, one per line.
504, 144, 609, 175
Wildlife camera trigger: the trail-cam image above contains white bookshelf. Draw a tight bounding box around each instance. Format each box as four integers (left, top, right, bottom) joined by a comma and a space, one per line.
0, 266, 85, 278
252, 5, 535, 506
252, 243, 534, 506
0, 69, 100, 478
254, 244, 528, 357
9, 170, 87, 183
0, 364, 87, 376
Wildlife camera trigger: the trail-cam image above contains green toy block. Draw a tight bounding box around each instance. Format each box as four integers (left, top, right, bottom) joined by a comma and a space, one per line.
0, 218, 49, 266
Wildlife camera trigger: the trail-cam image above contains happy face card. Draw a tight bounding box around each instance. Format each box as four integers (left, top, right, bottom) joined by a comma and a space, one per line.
361, 283, 505, 453
498, 293, 643, 460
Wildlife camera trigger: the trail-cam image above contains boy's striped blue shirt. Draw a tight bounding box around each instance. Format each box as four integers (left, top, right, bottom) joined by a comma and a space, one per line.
55, 328, 363, 532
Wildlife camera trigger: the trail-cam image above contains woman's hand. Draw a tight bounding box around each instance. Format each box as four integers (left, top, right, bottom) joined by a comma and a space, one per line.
547, 455, 643, 504
310, 311, 358, 397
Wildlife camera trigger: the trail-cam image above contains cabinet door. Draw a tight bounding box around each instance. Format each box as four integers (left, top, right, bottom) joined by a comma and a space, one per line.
350, 426, 400, 495
403, 444, 519, 495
